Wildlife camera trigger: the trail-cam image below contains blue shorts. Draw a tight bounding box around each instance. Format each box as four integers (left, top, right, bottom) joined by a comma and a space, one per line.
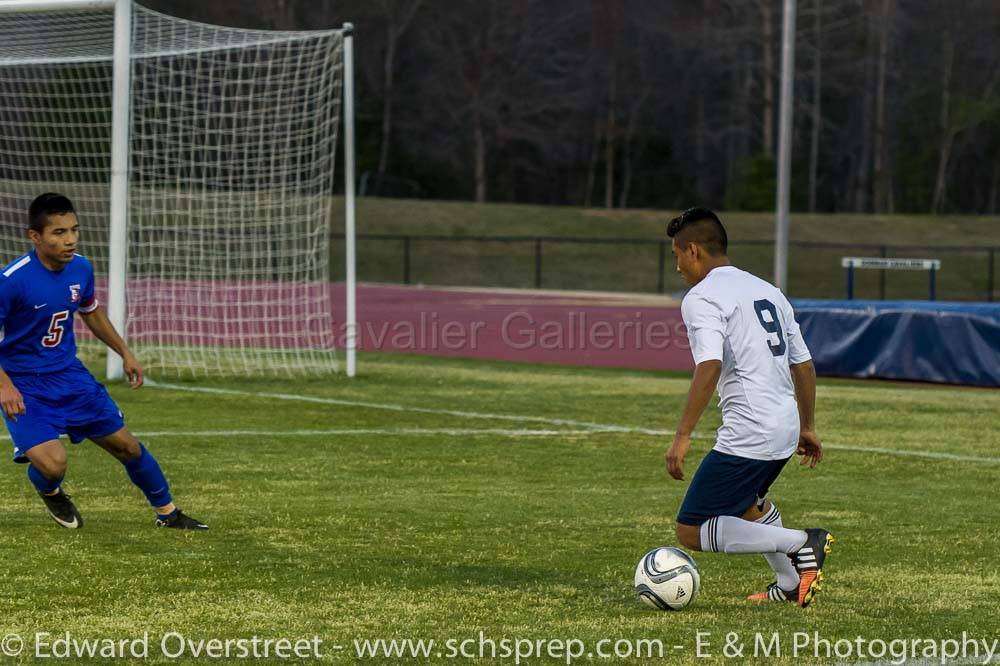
676, 449, 791, 525
3, 362, 125, 463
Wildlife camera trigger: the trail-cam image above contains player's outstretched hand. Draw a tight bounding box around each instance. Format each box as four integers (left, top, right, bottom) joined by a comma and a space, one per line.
797, 430, 823, 467
0, 381, 26, 420
123, 354, 144, 389
665, 433, 691, 481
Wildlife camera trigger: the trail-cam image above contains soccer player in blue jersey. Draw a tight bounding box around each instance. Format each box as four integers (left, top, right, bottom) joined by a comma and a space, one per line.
0, 193, 207, 530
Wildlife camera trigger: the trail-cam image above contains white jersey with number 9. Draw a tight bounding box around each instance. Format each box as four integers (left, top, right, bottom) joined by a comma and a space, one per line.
680, 266, 812, 461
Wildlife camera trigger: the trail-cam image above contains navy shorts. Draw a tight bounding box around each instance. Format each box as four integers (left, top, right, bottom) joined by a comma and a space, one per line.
676, 449, 791, 525
3, 362, 125, 463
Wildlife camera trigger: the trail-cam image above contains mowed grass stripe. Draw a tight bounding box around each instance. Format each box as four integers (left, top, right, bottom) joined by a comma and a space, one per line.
146, 381, 1000, 465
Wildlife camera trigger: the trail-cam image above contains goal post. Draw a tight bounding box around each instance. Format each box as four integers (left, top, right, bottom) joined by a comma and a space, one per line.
0, 0, 357, 379
107, 0, 131, 381
342, 22, 357, 378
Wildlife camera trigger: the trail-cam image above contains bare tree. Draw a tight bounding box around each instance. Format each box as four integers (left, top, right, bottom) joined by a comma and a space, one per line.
619, 90, 649, 209
990, 153, 1000, 214
931, 39, 1000, 213
182, 0, 1000, 214
583, 115, 602, 207
759, 0, 775, 157
872, 0, 894, 213
931, 30, 954, 214
851, 6, 876, 212
416, 0, 583, 202
604, 65, 617, 209
807, 0, 823, 212
374, 0, 423, 195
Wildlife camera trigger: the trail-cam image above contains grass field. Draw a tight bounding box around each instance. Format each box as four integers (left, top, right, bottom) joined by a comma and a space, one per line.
330, 198, 1000, 301
0, 353, 996, 664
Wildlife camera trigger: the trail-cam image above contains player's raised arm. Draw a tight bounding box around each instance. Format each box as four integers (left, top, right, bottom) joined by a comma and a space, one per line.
79, 306, 143, 389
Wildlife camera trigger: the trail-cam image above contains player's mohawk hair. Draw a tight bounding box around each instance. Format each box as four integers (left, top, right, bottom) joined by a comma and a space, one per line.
666, 207, 728, 255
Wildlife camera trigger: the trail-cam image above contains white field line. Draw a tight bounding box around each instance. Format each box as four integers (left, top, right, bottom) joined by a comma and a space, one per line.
0, 428, 598, 442
140, 428, 596, 438
146, 381, 1000, 465
146, 380, 666, 435
819, 444, 1000, 464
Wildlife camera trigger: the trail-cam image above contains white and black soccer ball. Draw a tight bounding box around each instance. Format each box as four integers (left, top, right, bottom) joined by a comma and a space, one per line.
634, 547, 700, 610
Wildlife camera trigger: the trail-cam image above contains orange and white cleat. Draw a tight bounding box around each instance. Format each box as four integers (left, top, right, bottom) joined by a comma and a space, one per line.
747, 581, 797, 603
790, 528, 834, 607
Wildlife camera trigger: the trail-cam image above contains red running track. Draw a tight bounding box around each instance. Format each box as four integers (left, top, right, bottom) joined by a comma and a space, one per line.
332, 283, 695, 372
75, 281, 695, 372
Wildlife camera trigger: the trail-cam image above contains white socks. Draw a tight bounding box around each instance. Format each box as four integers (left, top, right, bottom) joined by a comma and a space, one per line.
754, 503, 801, 591
701, 514, 807, 555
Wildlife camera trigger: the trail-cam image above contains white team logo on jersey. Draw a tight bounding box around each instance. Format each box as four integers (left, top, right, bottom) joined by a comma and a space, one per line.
69, 284, 81, 303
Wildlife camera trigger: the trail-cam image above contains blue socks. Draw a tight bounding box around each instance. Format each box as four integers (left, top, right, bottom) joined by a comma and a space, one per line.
27, 442, 173, 509
123, 443, 173, 508
27, 464, 62, 495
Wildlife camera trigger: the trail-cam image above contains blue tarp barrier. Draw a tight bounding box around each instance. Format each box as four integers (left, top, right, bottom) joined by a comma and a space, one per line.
791, 300, 1000, 387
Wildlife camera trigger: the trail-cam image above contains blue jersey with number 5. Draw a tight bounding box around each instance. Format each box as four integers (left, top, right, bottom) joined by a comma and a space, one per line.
0, 250, 98, 374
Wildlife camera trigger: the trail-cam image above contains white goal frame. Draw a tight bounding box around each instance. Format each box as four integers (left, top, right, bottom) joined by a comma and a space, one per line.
0, 0, 358, 379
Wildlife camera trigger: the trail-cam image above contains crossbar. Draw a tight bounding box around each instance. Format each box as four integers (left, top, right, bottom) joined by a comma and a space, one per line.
0, 0, 114, 13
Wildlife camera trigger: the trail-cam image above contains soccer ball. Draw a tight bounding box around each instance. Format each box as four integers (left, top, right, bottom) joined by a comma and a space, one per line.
634, 547, 700, 610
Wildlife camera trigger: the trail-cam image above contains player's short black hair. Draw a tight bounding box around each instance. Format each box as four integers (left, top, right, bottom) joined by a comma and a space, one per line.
666, 207, 728, 256
28, 193, 76, 233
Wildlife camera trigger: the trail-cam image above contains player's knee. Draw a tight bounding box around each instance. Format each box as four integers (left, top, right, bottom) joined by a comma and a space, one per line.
675, 523, 702, 551
741, 498, 770, 521
114, 440, 142, 462
35, 451, 66, 480
99, 434, 141, 462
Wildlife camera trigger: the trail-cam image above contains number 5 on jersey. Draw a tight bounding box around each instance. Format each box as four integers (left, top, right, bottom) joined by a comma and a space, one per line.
42, 310, 70, 348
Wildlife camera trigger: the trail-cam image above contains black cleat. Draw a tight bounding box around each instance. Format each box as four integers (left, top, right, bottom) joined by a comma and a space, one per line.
155, 509, 208, 530
790, 528, 834, 607
39, 489, 83, 529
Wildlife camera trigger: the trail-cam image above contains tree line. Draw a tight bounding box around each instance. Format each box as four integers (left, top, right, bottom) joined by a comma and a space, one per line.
145, 0, 1000, 215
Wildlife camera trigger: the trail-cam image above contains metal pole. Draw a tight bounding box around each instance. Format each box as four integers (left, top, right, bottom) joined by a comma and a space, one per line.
105, 0, 131, 380
773, 0, 797, 292
846, 264, 854, 300
342, 23, 357, 377
929, 265, 936, 301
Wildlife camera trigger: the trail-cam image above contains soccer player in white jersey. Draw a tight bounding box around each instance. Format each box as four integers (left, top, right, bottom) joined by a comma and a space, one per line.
664, 207, 833, 607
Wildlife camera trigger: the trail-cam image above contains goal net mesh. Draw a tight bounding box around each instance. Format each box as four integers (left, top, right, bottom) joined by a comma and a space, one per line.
0, 3, 344, 377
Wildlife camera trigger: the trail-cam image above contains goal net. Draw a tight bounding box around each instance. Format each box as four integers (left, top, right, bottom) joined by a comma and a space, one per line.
0, 1, 351, 378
